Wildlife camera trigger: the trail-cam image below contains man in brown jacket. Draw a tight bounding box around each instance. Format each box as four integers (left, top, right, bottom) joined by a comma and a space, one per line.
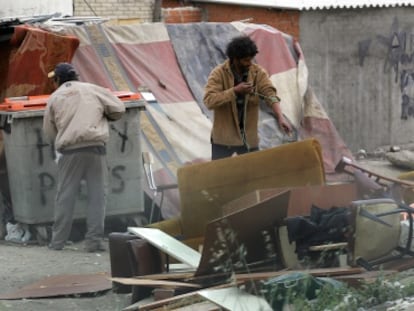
204, 35, 292, 160
43, 63, 125, 252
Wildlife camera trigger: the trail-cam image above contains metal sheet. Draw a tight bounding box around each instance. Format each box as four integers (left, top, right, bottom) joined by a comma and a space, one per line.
192, 0, 413, 10
0, 272, 111, 300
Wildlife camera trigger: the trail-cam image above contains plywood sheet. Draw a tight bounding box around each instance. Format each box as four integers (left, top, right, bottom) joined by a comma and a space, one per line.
128, 227, 201, 268
198, 287, 272, 311
195, 191, 290, 276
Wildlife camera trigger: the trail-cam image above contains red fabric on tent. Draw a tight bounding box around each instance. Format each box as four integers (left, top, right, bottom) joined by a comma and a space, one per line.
71, 46, 116, 90
4, 25, 79, 99
112, 42, 194, 103
300, 116, 353, 181
0, 42, 12, 101
248, 27, 297, 76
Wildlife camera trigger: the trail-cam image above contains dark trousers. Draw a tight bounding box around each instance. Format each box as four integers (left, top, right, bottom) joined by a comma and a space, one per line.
211, 143, 258, 160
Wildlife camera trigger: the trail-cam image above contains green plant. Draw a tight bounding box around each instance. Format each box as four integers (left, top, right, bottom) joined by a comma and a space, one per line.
285, 272, 414, 311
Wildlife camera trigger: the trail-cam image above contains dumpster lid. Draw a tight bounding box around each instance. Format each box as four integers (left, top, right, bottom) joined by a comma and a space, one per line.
0, 91, 144, 112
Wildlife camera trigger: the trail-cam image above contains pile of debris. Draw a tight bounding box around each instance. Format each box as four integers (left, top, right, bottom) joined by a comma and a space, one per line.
106, 156, 414, 310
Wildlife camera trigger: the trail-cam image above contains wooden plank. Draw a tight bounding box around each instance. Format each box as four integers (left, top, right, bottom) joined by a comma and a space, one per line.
126, 290, 202, 311
233, 267, 364, 282
109, 277, 200, 288
309, 242, 348, 251
132, 267, 363, 285
382, 257, 414, 272
334, 270, 397, 287
134, 272, 195, 280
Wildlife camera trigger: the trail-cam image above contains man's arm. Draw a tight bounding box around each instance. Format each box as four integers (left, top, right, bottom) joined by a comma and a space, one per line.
271, 101, 292, 134
256, 68, 292, 134
43, 103, 57, 141
99, 88, 126, 121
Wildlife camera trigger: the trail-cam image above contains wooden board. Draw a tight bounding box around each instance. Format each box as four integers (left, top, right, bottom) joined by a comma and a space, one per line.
109, 277, 200, 288
127, 227, 201, 268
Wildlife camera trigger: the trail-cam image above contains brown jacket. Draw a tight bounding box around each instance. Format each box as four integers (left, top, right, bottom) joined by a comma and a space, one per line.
203, 60, 279, 148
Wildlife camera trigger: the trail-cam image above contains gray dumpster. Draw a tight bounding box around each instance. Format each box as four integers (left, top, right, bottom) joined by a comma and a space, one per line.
0, 99, 146, 225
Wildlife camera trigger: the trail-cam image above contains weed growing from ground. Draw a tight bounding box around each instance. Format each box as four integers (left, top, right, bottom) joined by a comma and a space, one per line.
280, 271, 414, 310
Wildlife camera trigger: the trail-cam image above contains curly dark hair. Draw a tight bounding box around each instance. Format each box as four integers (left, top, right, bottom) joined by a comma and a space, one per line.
226, 36, 258, 60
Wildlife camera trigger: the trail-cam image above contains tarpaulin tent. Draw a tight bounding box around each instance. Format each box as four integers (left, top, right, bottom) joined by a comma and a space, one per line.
1, 21, 353, 220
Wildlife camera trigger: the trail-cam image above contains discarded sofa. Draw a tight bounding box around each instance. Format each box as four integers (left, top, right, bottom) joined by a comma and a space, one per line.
148, 138, 326, 249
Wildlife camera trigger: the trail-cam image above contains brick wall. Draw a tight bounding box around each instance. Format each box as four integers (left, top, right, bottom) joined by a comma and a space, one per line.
204, 4, 299, 39
161, 1, 299, 40
162, 0, 182, 8
73, 0, 155, 22
72, 1, 299, 39
162, 6, 202, 23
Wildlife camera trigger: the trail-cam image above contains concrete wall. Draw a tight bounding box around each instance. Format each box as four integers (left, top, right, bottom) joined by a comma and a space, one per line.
73, 0, 155, 23
0, 0, 72, 18
300, 7, 414, 153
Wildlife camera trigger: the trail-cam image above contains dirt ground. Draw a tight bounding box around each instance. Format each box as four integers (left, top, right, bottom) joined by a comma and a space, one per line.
0, 156, 412, 311
0, 239, 134, 311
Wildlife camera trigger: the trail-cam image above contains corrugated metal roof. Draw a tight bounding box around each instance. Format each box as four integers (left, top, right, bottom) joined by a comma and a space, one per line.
192, 0, 413, 10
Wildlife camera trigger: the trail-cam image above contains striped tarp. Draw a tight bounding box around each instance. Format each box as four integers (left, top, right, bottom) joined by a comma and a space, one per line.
2, 22, 353, 219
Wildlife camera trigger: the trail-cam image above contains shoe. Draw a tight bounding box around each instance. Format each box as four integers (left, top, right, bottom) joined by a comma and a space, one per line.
84, 240, 106, 253
48, 243, 64, 250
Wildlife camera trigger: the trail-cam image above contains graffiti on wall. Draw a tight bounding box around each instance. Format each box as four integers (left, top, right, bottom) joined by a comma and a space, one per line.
358, 17, 414, 119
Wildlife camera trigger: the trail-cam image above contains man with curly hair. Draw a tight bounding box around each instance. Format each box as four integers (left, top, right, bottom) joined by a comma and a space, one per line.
204, 35, 292, 160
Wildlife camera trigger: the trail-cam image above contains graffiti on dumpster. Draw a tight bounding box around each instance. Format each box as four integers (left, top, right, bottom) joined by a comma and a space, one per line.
37, 165, 127, 206
111, 165, 126, 193
110, 123, 129, 153
35, 119, 135, 206
358, 17, 414, 119
38, 172, 55, 205
36, 128, 55, 165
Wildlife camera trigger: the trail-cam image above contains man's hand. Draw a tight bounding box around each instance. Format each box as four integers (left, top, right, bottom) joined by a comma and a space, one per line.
272, 102, 292, 135
234, 82, 253, 95
278, 116, 293, 135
